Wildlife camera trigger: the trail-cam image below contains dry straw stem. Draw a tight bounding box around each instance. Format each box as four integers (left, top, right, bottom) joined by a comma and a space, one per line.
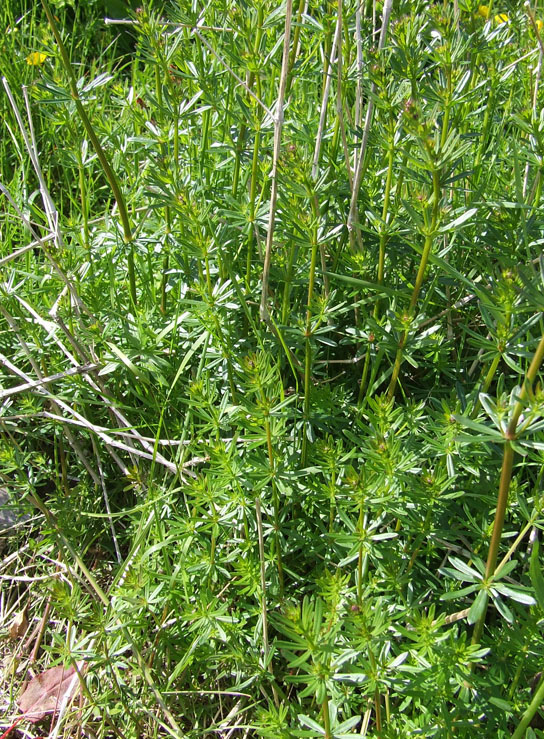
311, 14, 340, 179
0, 304, 104, 486
92, 438, 122, 564
105, 17, 235, 32
2, 80, 61, 245
260, 0, 293, 321
336, 0, 354, 189
354, 4, 364, 130
0, 351, 184, 475
347, 0, 394, 250
0, 166, 88, 319
0, 363, 98, 400
5, 286, 183, 476
0, 234, 55, 267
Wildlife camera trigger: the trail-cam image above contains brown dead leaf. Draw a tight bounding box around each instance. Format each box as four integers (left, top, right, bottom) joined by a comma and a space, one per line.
8, 606, 28, 640
18, 663, 83, 723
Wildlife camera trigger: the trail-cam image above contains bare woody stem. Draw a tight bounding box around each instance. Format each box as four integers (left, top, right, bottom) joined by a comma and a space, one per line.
347, 0, 394, 251
260, 0, 293, 321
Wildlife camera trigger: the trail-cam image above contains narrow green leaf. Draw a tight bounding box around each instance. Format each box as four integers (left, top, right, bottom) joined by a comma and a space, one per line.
493, 594, 514, 623
452, 414, 504, 439
467, 589, 488, 624
440, 207, 477, 232
297, 714, 325, 733
493, 583, 536, 606
448, 556, 484, 581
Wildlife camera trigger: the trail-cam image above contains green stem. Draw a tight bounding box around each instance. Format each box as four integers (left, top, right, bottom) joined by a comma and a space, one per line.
511, 673, 544, 739
77, 151, 90, 260
255, 497, 278, 705
376, 142, 395, 296
204, 250, 237, 401
474, 85, 494, 174
473, 332, 544, 645
357, 505, 366, 602
285, 0, 306, 95
233, 9, 264, 198
359, 121, 396, 404
264, 413, 284, 595
161, 207, 171, 314
247, 79, 262, 287
281, 241, 297, 325
201, 107, 211, 188
322, 698, 332, 739
328, 469, 336, 535
42, 0, 136, 305
471, 352, 502, 418
509, 333, 544, 433
387, 170, 441, 399
301, 199, 320, 467
368, 647, 382, 734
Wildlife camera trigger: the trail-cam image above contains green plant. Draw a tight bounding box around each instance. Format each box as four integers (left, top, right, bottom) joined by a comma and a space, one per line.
1, 1, 544, 737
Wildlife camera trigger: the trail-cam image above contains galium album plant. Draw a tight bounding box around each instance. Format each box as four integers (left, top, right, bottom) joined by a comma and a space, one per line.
1, 0, 544, 736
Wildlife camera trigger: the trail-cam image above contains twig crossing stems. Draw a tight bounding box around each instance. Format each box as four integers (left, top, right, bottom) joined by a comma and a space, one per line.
0, 363, 98, 400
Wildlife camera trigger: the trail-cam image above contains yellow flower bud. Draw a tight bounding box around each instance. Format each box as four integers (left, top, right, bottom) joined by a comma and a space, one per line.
26, 51, 48, 66
477, 5, 490, 18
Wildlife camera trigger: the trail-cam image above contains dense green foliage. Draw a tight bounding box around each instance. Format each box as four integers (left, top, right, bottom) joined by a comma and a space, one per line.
1, 0, 544, 736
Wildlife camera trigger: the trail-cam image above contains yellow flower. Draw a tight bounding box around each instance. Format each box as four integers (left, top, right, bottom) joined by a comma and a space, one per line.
477, 5, 490, 19
495, 13, 509, 24
536, 19, 543, 32
26, 51, 48, 66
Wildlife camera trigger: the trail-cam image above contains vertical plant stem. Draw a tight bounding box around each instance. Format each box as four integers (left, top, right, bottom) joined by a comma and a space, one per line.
264, 407, 284, 594
260, 0, 293, 321
376, 136, 395, 295
161, 207, 171, 314
357, 505, 368, 602
312, 12, 340, 179
387, 168, 441, 399
301, 198, 320, 467
472, 332, 544, 645
367, 646, 382, 734
354, 3, 364, 130
281, 240, 297, 325
255, 496, 279, 705
285, 0, 305, 96
233, 8, 264, 199
358, 117, 396, 403
511, 672, 544, 739
41, 0, 136, 306
335, 0, 353, 189
347, 0, 394, 251
77, 151, 90, 260
322, 698, 332, 739
247, 78, 263, 287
